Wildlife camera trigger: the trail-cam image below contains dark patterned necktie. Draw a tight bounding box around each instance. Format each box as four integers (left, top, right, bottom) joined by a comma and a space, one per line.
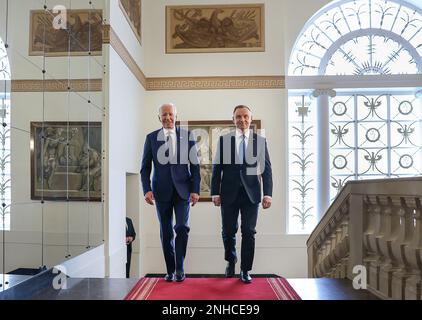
240, 134, 246, 165
166, 133, 174, 159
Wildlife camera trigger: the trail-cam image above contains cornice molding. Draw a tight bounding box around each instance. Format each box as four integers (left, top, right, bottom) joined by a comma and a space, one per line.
109, 26, 147, 89
11, 79, 102, 92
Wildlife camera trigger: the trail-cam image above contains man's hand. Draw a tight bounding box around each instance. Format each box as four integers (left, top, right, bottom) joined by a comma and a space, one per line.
190, 193, 199, 206
262, 196, 272, 209
126, 236, 134, 245
145, 191, 155, 205
212, 196, 221, 207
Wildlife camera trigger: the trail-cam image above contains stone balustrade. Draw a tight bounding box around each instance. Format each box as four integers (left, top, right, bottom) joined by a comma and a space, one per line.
307, 177, 422, 300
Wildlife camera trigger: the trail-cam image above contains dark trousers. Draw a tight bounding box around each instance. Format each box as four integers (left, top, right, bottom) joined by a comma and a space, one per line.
221, 186, 259, 272
126, 245, 132, 278
155, 186, 190, 274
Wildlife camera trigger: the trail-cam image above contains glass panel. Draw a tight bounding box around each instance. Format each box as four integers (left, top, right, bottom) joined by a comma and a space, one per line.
329, 91, 422, 198
2, 0, 105, 290
4, 202, 43, 283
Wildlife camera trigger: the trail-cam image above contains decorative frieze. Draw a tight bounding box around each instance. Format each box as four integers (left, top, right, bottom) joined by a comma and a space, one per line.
146, 76, 284, 91
11, 79, 102, 92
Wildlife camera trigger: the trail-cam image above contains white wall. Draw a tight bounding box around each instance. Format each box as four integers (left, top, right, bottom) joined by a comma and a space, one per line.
106, 0, 146, 278
2, 0, 339, 280
138, 0, 335, 277
141, 89, 308, 277
144, 0, 285, 76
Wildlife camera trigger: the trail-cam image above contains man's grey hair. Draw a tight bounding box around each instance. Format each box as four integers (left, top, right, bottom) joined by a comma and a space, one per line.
158, 103, 177, 116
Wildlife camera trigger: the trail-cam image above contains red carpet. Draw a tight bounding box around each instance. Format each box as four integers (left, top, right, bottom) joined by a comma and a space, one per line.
124, 277, 301, 300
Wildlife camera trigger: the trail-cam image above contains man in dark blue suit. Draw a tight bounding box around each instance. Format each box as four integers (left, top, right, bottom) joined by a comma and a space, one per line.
211, 105, 273, 284
140, 103, 200, 282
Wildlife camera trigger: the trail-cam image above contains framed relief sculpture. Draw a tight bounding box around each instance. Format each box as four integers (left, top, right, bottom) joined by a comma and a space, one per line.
177, 120, 261, 201
119, 0, 142, 44
30, 122, 102, 201
29, 9, 103, 56
166, 4, 265, 53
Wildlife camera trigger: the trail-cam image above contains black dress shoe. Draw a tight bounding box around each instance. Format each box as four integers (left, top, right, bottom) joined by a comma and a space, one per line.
240, 270, 252, 284
164, 273, 174, 282
175, 271, 186, 282
225, 262, 235, 278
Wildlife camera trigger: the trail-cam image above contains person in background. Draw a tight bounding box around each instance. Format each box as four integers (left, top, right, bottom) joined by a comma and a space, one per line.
126, 217, 136, 278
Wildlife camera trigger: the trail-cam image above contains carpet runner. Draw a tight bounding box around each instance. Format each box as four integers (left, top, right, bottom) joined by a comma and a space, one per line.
124, 277, 301, 300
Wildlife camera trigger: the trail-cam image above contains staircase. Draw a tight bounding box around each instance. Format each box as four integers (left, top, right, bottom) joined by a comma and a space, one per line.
307, 177, 422, 300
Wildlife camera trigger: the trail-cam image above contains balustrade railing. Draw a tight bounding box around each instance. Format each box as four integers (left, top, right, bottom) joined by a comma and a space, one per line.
307, 177, 422, 300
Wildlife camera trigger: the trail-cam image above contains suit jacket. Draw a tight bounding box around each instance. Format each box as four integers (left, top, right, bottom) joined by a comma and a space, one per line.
211, 132, 272, 205
126, 217, 136, 252
140, 127, 201, 202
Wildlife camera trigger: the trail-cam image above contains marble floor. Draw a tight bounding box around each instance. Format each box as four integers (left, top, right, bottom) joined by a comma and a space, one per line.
287, 278, 378, 300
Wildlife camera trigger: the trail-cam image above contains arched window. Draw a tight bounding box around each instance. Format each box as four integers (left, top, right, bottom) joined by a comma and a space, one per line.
0, 36, 11, 231
287, 0, 422, 234
289, 0, 422, 76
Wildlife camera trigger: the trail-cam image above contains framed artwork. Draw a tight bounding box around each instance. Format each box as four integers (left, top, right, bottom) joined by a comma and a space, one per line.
166, 4, 265, 53
177, 120, 261, 201
29, 9, 103, 56
119, 0, 142, 45
30, 122, 102, 201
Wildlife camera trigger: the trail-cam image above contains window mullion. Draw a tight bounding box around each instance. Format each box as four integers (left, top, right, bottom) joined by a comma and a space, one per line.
387, 94, 392, 177
353, 94, 358, 180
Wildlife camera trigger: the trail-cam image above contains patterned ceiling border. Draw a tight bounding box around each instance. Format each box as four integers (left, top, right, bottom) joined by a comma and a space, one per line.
11, 79, 103, 92
147, 76, 285, 90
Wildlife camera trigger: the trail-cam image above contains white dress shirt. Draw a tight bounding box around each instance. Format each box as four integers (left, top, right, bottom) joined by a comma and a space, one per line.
235, 128, 250, 162
163, 128, 176, 156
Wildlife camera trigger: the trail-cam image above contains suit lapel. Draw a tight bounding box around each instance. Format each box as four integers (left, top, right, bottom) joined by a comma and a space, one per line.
176, 127, 181, 163
157, 128, 166, 148
250, 132, 257, 158
230, 133, 237, 165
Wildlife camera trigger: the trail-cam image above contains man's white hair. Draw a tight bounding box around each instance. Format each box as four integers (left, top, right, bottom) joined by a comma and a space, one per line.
158, 103, 177, 116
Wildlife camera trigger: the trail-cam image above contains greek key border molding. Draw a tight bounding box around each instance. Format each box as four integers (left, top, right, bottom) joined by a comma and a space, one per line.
146, 76, 285, 90
11, 79, 103, 92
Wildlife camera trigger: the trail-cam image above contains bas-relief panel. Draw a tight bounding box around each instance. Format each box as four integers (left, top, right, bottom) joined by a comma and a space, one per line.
166, 4, 265, 53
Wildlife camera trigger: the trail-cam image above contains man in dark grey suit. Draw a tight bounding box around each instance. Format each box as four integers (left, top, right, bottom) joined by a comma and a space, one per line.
211, 105, 273, 284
